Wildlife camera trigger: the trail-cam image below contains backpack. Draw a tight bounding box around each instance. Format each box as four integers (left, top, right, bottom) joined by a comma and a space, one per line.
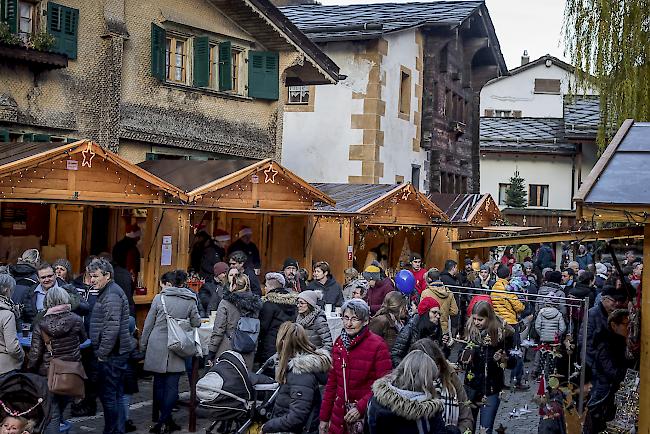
230, 317, 260, 354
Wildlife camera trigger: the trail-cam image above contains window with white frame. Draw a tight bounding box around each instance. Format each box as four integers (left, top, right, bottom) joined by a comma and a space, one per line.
498, 183, 511, 205
18, 1, 36, 42
288, 86, 310, 104
165, 35, 188, 84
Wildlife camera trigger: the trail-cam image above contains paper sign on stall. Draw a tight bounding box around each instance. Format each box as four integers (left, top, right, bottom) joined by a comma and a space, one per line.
161, 236, 172, 266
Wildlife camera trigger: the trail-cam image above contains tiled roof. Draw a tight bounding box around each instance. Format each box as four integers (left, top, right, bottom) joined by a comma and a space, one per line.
279, 1, 483, 42
564, 95, 600, 138
428, 193, 487, 223
312, 183, 399, 213
0, 142, 68, 166
584, 122, 650, 205
480, 117, 576, 154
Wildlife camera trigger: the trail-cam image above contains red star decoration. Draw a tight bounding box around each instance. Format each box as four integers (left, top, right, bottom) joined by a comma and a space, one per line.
81, 143, 95, 168
264, 163, 278, 183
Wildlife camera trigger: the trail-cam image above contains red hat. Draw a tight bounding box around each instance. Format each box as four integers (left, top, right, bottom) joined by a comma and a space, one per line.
417, 297, 441, 316
213, 229, 231, 242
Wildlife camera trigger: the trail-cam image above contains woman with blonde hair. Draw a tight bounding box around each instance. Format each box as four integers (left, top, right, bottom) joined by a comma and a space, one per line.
410, 338, 473, 433
367, 350, 445, 433
369, 291, 407, 349
208, 273, 262, 369
262, 322, 331, 434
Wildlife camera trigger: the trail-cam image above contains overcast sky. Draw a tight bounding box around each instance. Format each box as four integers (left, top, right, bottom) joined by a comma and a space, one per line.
317, 0, 569, 70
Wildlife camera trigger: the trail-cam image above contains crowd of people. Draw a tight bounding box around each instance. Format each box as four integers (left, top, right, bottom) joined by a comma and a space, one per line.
0, 231, 642, 434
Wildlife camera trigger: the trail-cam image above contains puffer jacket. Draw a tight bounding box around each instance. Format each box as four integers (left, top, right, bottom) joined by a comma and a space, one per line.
369, 312, 402, 350
0, 296, 23, 375
307, 276, 344, 308
490, 278, 524, 325
263, 350, 332, 433
9, 263, 37, 309
89, 281, 133, 359
367, 376, 446, 434
28, 305, 86, 376
391, 314, 443, 367
140, 286, 201, 373
537, 282, 566, 315
208, 289, 262, 369
296, 307, 333, 353
420, 282, 458, 333
320, 328, 392, 434
534, 306, 566, 343
257, 290, 298, 363
367, 278, 395, 315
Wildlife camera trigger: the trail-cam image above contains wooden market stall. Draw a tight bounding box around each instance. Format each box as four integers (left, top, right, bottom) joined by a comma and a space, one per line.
0, 140, 192, 321
137, 159, 348, 277
311, 183, 448, 279
573, 119, 650, 432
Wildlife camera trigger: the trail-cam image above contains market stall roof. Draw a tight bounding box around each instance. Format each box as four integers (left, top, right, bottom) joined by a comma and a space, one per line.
428, 193, 501, 226
314, 182, 448, 225
0, 140, 187, 205
575, 120, 650, 222
139, 158, 336, 210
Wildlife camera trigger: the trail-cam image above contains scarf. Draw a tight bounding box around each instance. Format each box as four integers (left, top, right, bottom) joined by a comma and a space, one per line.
340, 326, 367, 350
0, 295, 19, 318
296, 307, 320, 328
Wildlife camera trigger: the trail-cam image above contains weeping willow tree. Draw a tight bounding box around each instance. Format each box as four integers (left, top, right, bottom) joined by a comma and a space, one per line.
564, 0, 650, 149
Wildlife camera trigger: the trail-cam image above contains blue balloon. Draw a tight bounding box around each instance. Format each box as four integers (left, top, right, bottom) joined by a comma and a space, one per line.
395, 270, 416, 295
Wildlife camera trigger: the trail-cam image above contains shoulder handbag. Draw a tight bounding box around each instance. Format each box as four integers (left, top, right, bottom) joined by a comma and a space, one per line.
41, 331, 87, 398
342, 357, 365, 434
161, 295, 200, 358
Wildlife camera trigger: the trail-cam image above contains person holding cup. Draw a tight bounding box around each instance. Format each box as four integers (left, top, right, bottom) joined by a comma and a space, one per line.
295, 290, 333, 353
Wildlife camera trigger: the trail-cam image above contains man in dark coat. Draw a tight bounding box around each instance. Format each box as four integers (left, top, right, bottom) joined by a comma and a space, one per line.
198, 262, 228, 317
112, 224, 141, 283
9, 249, 39, 326
307, 261, 344, 308
88, 258, 133, 434
535, 243, 555, 270
227, 227, 261, 272
229, 251, 261, 296
440, 259, 464, 336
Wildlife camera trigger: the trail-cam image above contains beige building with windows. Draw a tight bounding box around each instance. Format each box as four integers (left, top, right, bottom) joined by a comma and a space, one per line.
0, 0, 339, 162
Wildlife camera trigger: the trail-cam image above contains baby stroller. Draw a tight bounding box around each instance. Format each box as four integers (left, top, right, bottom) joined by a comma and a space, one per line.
0, 372, 52, 434
197, 351, 278, 434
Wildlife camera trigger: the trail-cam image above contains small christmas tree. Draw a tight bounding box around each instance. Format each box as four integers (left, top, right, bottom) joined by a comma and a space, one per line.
505, 171, 527, 208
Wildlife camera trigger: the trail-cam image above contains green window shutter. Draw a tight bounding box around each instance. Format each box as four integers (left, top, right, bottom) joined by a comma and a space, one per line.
47, 3, 78, 59
0, 129, 9, 143
65, 137, 79, 143
150, 23, 166, 80
145, 153, 159, 161
218, 41, 232, 91
193, 36, 210, 88
1, 0, 18, 33
248, 51, 279, 100
28, 134, 51, 142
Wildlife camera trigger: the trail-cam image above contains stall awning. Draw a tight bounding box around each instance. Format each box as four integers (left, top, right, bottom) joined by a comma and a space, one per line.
451, 226, 644, 249
0, 140, 187, 205
138, 159, 337, 212
314, 182, 448, 225
428, 193, 502, 226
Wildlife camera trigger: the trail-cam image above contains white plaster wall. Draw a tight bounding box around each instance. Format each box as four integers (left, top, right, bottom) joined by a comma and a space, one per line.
281, 44, 365, 183
480, 62, 595, 118
480, 154, 575, 210
379, 31, 427, 190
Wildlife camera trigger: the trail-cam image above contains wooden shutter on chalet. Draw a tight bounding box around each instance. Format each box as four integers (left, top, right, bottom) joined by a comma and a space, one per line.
150, 23, 166, 80
484, 109, 494, 117
534, 78, 561, 94
0, 0, 17, 33
193, 36, 210, 88
47, 2, 79, 59
248, 51, 279, 100
218, 41, 232, 91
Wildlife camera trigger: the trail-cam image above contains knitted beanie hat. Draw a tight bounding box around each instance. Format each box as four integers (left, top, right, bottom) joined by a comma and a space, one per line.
417, 297, 441, 316
298, 290, 322, 309
362, 265, 381, 282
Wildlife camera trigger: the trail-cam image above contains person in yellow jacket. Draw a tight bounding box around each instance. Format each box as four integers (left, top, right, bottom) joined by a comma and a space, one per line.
490, 264, 529, 390
420, 268, 458, 334
490, 265, 524, 325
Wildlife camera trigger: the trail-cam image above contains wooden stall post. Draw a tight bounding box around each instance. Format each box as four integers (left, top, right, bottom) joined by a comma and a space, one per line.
639, 223, 650, 433
50, 204, 85, 273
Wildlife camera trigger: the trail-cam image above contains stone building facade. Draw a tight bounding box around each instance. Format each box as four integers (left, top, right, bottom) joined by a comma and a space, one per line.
0, 0, 339, 163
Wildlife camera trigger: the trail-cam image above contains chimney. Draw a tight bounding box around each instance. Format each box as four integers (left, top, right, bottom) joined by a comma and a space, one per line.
521, 50, 530, 66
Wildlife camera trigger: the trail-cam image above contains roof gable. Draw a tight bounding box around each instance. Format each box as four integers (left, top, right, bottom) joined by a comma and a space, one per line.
428, 193, 500, 225
0, 140, 186, 205
485, 54, 574, 86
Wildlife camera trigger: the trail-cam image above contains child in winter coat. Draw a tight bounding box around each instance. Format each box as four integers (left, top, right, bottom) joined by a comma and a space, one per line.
532, 301, 566, 378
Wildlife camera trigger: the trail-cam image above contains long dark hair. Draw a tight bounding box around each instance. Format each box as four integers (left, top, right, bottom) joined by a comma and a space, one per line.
161, 270, 188, 287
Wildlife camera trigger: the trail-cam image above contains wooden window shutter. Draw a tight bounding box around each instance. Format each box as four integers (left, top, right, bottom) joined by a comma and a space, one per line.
512, 110, 522, 118
1, 0, 18, 33
150, 23, 166, 80
484, 109, 494, 117
248, 51, 279, 100
193, 36, 209, 88
47, 3, 79, 59
0, 129, 9, 143
534, 78, 561, 94
218, 41, 232, 91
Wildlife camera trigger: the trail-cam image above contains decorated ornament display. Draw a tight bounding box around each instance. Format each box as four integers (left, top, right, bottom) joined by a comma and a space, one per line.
606, 369, 639, 433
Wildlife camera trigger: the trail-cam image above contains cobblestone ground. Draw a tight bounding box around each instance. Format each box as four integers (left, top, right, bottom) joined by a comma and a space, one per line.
67, 365, 542, 434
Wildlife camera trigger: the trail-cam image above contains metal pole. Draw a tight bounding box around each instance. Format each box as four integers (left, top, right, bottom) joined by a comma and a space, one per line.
578, 296, 589, 414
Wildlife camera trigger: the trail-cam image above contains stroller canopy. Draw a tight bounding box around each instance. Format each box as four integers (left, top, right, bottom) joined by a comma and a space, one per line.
0, 373, 51, 433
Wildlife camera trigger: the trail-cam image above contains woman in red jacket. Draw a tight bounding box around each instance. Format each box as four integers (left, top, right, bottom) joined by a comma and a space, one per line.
319, 299, 392, 434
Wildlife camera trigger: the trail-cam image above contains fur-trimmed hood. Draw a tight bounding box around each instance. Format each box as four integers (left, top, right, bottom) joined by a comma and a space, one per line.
371, 376, 443, 420
223, 290, 262, 316
264, 289, 299, 305
288, 349, 331, 375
